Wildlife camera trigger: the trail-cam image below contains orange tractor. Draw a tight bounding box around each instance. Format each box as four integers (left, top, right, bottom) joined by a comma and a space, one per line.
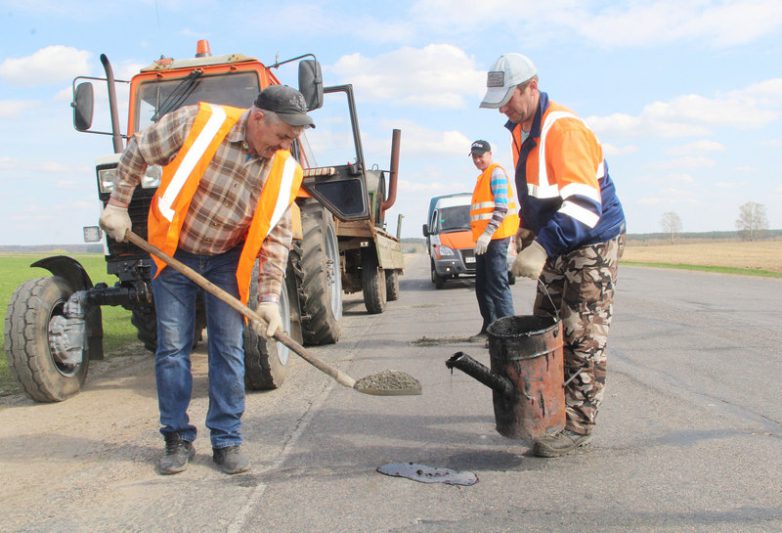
4, 40, 404, 401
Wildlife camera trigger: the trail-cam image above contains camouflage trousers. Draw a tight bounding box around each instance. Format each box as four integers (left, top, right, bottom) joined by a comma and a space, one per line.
534, 233, 625, 435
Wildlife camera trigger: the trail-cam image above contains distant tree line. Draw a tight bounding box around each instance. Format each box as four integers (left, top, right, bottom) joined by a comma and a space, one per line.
656, 202, 772, 242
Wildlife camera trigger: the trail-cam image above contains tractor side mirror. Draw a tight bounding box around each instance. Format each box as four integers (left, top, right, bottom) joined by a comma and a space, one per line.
298, 59, 323, 112
422, 223, 429, 237
72, 82, 94, 131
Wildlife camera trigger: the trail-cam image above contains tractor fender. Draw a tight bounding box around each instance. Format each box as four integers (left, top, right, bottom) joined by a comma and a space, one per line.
30, 255, 104, 360
32, 255, 95, 291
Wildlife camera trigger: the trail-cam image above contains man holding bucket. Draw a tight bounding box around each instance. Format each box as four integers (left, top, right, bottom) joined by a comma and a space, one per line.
480, 53, 626, 457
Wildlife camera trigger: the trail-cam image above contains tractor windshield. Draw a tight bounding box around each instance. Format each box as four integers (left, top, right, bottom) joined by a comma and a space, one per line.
135, 71, 260, 132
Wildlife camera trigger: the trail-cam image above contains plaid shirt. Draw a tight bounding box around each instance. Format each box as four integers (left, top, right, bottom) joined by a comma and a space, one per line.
111, 105, 292, 303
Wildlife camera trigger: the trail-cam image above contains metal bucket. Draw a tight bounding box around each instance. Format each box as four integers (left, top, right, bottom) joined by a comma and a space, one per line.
486, 315, 566, 440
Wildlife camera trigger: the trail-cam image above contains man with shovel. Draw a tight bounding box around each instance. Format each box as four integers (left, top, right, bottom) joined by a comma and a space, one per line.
480, 53, 626, 457
99, 85, 313, 475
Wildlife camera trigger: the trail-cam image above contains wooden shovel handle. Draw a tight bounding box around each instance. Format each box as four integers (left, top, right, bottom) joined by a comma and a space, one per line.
125, 230, 356, 389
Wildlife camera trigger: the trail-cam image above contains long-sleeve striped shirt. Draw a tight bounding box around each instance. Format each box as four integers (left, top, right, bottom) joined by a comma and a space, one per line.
484, 165, 510, 236
111, 105, 292, 303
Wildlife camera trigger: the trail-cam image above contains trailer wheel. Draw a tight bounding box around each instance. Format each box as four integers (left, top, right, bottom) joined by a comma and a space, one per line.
4, 276, 89, 402
361, 252, 386, 314
243, 266, 291, 391
385, 270, 400, 301
299, 199, 342, 345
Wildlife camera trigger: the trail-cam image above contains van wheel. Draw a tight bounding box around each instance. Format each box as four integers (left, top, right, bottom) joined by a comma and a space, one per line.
434, 275, 446, 290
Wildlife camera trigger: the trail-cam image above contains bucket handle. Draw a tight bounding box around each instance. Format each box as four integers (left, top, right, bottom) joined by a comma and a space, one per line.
537, 279, 561, 322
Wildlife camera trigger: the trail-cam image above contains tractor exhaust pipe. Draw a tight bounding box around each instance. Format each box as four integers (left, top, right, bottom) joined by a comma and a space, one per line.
381, 128, 400, 213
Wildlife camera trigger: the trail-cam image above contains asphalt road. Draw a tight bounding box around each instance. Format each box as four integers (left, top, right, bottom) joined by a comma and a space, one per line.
1, 253, 780, 532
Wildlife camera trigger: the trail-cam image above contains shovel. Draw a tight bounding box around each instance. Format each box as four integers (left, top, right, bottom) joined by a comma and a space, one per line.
126, 230, 421, 396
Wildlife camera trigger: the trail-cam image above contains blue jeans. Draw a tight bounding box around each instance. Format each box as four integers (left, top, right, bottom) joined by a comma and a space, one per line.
151, 246, 245, 449
475, 237, 515, 333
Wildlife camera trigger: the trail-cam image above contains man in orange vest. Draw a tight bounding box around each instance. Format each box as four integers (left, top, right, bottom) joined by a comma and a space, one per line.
481, 53, 625, 457
469, 140, 519, 340
99, 85, 313, 475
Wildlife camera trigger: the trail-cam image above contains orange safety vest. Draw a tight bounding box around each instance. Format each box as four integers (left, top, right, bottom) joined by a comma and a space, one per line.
511, 101, 605, 206
147, 102, 303, 305
470, 162, 519, 240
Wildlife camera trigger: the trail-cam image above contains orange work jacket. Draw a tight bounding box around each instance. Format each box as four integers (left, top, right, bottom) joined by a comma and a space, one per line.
470, 162, 519, 241
147, 102, 303, 305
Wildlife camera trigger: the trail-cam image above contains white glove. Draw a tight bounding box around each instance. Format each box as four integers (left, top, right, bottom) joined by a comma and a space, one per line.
255, 302, 282, 337
99, 204, 131, 242
511, 240, 548, 279
474, 233, 492, 255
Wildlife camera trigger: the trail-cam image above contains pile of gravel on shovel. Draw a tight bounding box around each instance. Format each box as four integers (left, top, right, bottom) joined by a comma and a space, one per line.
354, 370, 422, 396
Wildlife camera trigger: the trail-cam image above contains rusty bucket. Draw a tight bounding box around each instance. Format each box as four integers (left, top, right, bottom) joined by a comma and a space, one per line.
486, 315, 565, 440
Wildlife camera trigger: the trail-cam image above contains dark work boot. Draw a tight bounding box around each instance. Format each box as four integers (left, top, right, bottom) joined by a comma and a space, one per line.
532, 429, 593, 458
212, 445, 250, 475
158, 433, 195, 475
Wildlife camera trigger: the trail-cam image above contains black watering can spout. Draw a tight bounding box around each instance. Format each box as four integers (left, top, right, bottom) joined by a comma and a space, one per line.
446, 352, 515, 398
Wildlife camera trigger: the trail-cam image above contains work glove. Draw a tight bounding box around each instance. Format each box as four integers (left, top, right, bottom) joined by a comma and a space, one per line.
474, 232, 492, 255
516, 227, 536, 252
255, 302, 282, 337
511, 240, 548, 279
99, 204, 131, 242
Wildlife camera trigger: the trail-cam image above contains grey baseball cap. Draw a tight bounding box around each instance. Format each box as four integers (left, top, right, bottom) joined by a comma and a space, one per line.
254, 85, 315, 128
480, 53, 537, 109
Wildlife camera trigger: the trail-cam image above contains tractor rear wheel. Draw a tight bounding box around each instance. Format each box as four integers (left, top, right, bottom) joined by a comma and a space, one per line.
298, 199, 342, 345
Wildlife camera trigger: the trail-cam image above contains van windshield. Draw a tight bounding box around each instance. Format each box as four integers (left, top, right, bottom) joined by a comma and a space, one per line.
437, 205, 471, 233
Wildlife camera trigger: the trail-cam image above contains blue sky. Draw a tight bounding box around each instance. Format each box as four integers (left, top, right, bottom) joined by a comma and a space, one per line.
1, 0, 781, 245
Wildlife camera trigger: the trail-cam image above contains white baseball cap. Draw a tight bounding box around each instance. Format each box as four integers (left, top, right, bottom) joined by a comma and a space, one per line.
480, 53, 537, 109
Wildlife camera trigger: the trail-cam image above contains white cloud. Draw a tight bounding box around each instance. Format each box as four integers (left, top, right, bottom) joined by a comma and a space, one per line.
331, 44, 483, 108
655, 155, 716, 169
0, 46, 91, 87
589, 78, 782, 139
0, 156, 84, 177
570, 0, 782, 48
0, 100, 39, 118
376, 119, 473, 156
398, 179, 451, 192
602, 143, 638, 156
667, 139, 725, 155
638, 186, 698, 206
409, 0, 782, 48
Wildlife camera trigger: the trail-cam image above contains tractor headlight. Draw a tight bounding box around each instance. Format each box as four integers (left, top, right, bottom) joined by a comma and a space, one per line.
141, 165, 162, 189
98, 167, 118, 194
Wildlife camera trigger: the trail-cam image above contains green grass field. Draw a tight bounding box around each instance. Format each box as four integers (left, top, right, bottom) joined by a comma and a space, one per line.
0, 253, 136, 396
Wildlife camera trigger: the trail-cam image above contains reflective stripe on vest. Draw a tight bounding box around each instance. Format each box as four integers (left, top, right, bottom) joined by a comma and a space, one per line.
235, 152, 302, 305
527, 110, 606, 200
469, 162, 519, 240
